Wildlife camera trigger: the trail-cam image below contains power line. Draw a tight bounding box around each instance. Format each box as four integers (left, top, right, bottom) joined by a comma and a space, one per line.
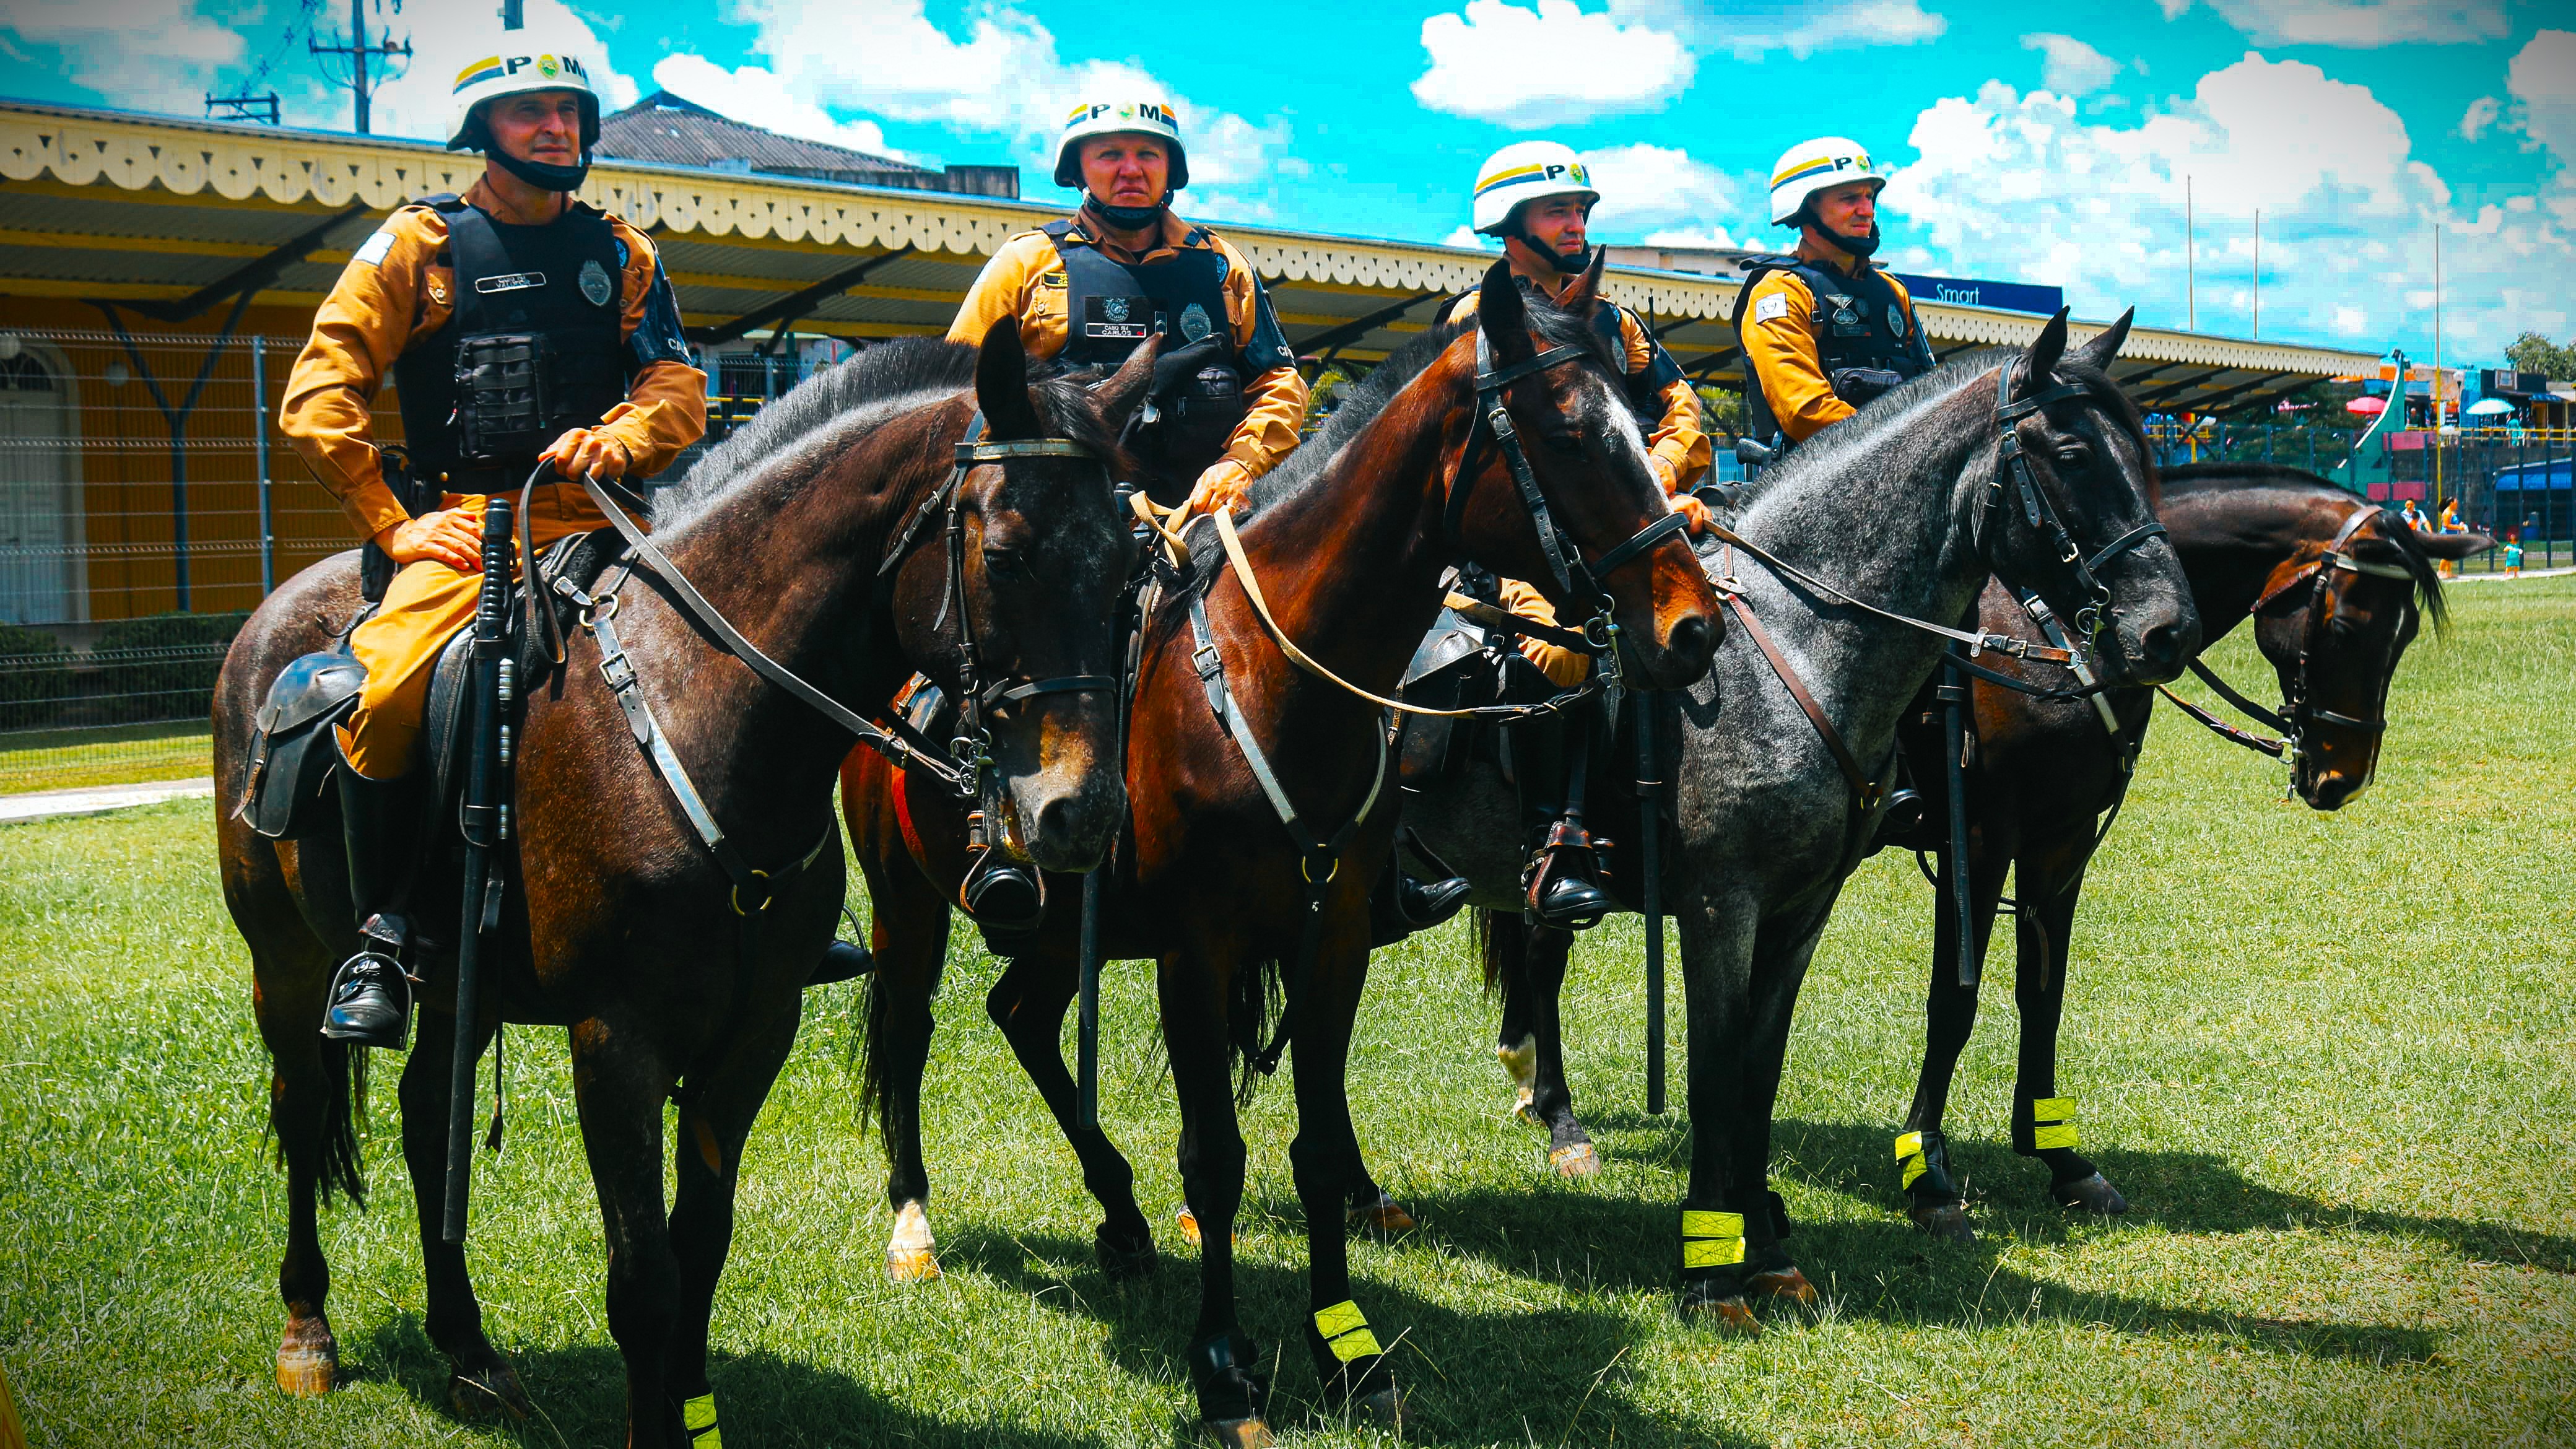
308, 0, 411, 134
204, 0, 320, 127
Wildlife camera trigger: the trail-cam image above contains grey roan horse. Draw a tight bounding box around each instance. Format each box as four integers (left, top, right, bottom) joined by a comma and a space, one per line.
1406, 309, 2200, 1325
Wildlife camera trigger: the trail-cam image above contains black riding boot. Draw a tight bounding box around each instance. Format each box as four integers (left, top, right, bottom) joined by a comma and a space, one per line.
1368, 848, 1471, 947
1525, 722, 1614, 929
321, 757, 421, 1049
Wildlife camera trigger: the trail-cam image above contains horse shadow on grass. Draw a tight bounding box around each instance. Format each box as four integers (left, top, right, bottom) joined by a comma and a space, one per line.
355, 1313, 1125, 1448
938, 1222, 1764, 1448
1336, 1109, 2568, 1368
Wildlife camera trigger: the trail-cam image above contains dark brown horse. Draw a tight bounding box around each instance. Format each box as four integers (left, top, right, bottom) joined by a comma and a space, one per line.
1888, 463, 2489, 1238
215, 325, 1142, 1447
842, 259, 1717, 1446
1469, 465, 2481, 1224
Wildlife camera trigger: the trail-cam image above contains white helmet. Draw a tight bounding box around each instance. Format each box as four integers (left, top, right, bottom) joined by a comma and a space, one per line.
1053, 99, 1190, 191
1472, 141, 1598, 236
1767, 137, 1885, 225
445, 41, 601, 152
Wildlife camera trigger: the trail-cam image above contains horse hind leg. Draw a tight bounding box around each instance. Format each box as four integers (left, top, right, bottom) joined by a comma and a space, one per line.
1515, 919, 1600, 1178
984, 946, 1159, 1279
399, 1009, 529, 1419
2012, 854, 2127, 1216
250, 936, 357, 1398
855, 827, 953, 1283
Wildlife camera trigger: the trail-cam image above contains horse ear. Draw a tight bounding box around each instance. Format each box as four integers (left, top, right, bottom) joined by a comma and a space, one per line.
2071, 308, 2134, 373
975, 316, 1047, 440
1557, 246, 1607, 314
1090, 333, 1162, 434
1477, 258, 1534, 365
2016, 307, 2071, 398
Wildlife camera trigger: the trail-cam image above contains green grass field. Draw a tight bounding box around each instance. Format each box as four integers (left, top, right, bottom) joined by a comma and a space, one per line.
3, 580, 2571, 1448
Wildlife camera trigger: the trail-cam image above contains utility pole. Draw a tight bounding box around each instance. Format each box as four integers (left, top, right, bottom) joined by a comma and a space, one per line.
205, 90, 281, 124
2186, 175, 2196, 333
310, 0, 411, 134
2252, 209, 2260, 340
2434, 224, 2445, 511
500, 0, 523, 26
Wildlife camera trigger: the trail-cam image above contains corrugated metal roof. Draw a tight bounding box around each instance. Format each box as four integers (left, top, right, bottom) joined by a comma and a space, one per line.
598, 92, 934, 180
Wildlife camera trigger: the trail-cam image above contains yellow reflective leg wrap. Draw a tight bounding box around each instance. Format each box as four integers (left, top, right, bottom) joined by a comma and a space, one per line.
2030, 1097, 2079, 1151
1894, 1130, 1929, 1189
1313, 1300, 1384, 1362
1681, 1209, 1745, 1268
683, 1393, 721, 1447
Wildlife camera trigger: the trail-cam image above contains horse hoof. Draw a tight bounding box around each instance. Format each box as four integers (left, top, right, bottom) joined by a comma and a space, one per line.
447, 1360, 533, 1421
2052, 1172, 2128, 1216
1746, 1267, 1816, 1305
1676, 1289, 1762, 1334
1205, 1416, 1276, 1449
1548, 1142, 1600, 1178
1513, 1090, 1539, 1125
1908, 1199, 1977, 1243
887, 1199, 941, 1282
1347, 1198, 1418, 1239
1095, 1224, 1160, 1281
275, 1318, 337, 1398
1355, 1387, 1409, 1428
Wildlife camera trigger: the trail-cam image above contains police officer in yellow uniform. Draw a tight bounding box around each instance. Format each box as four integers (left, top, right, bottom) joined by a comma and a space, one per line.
1736, 137, 1934, 457
1442, 142, 1711, 926
950, 99, 1306, 515
280, 33, 705, 1047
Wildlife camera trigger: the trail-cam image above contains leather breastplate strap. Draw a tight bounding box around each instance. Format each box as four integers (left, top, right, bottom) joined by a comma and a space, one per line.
1711, 543, 1881, 809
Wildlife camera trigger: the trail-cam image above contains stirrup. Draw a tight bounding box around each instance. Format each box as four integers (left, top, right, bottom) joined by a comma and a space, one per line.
1524, 821, 1614, 929
321, 914, 414, 1049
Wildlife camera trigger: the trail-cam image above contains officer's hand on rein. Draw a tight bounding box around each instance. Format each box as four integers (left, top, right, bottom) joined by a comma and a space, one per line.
1184, 458, 1253, 519
375, 509, 484, 573
1671, 492, 1714, 537
544, 427, 633, 482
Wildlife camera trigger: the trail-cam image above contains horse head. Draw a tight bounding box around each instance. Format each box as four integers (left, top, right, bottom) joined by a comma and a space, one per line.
1982, 308, 2200, 685
1460, 255, 1718, 690
2250, 503, 2477, 809
890, 320, 1150, 872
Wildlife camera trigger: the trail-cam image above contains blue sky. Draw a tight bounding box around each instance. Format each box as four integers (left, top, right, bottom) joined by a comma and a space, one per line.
5, 0, 2570, 366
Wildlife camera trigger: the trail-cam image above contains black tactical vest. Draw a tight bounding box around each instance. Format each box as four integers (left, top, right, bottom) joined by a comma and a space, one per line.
1733, 254, 1934, 446
393, 196, 630, 485
1434, 277, 1685, 408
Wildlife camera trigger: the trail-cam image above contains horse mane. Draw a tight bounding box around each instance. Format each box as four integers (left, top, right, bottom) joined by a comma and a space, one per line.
2162, 461, 2449, 628
651, 336, 1129, 533
1237, 285, 1627, 523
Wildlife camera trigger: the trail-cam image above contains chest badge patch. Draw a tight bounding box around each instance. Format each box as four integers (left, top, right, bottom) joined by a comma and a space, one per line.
1889, 303, 1906, 336
579, 258, 614, 308
1180, 302, 1213, 343
1102, 295, 1132, 323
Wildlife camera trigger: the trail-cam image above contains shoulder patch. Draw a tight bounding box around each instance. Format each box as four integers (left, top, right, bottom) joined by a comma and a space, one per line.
616, 236, 630, 268
1752, 294, 1790, 324
352, 230, 398, 268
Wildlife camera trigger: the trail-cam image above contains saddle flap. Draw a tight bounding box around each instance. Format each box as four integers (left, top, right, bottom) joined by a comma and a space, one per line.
245, 648, 368, 841
423, 627, 480, 811
1402, 607, 1489, 689
255, 649, 367, 736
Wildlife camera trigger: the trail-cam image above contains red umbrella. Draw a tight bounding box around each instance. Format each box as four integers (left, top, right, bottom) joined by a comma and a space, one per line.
2345, 395, 2387, 416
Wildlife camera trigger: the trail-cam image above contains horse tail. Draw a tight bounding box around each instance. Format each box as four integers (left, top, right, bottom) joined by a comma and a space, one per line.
1229, 953, 1286, 1105
1478, 907, 1519, 997
848, 972, 886, 1141
274, 1038, 368, 1207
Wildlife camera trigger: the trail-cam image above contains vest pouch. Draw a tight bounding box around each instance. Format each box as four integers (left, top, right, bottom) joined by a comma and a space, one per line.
1829, 367, 1905, 408
456, 332, 555, 463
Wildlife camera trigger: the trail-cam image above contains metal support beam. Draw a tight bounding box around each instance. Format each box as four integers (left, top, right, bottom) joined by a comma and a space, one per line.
2131, 367, 2237, 413
689, 245, 916, 347
1683, 347, 1743, 380
2190, 371, 2302, 416
1294, 292, 1438, 363
119, 203, 369, 323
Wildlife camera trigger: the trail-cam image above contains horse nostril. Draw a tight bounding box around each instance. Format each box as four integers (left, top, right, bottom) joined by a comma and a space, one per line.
2138, 620, 2185, 669
1666, 612, 1714, 675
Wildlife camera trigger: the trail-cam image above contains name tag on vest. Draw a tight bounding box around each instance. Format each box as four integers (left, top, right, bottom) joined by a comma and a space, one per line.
475, 272, 547, 294
1083, 295, 1155, 341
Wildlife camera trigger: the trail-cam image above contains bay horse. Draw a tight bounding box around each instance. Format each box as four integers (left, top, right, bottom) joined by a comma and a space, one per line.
842, 258, 1718, 1445
1888, 463, 2487, 1238
1404, 311, 2200, 1326
214, 324, 1144, 1447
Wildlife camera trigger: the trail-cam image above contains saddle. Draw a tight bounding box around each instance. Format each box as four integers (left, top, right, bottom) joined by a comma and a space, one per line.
238, 529, 624, 841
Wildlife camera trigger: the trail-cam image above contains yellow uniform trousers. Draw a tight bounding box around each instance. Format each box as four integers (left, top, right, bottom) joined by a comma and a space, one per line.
341, 485, 604, 779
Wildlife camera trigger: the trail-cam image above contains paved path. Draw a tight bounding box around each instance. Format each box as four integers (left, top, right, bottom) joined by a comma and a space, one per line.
2447, 565, 2575, 584
0, 778, 215, 826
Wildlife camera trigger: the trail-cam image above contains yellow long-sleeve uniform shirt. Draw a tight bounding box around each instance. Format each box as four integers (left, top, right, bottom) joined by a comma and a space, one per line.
281, 178, 707, 777
1440, 282, 1710, 497
1740, 260, 1925, 443
949, 207, 1308, 484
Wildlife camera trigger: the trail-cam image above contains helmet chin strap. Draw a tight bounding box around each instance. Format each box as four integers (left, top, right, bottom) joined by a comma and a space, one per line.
1512, 227, 1591, 275
490, 146, 592, 194
1799, 201, 1881, 259
1086, 193, 1168, 232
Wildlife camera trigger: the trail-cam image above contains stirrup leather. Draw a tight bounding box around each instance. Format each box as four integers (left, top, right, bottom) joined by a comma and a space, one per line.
1523, 819, 1613, 928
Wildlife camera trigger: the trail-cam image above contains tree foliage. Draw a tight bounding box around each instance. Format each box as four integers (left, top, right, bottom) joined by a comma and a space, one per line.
2504, 331, 2576, 380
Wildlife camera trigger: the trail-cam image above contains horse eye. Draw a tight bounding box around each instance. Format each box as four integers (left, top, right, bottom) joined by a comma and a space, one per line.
982, 545, 1027, 580
2055, 444, 2092, 468
1542, 432, 1585, 456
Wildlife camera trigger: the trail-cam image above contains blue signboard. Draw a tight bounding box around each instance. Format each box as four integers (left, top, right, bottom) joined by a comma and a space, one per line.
1892, 272, 2065, 316
2495, 456, 2572, 490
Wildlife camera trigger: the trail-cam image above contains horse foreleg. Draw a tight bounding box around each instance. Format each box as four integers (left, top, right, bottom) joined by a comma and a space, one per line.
1730, 911, 1827, 1308
985, 945, 1156, 1277
1160, 949, 1268, 1448
570, 1016, 686, 1449
1896, 842, 2012, 1242
398, 1008, 528, 1419
1288, 937, 1406, 1428
1519, 920, 1598, 1177
2011, 851, 2126, 1216
856, 851, 949, 1282
1674, 890, 1760, 1333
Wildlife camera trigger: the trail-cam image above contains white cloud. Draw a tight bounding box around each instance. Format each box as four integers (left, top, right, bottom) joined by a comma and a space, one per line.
344, 0, 643, 141
2196, 0, 2507, 47
1444, 224, 1500, 250
1578, 142, 1743, 237
650, 54, 905, 161
2021, 33, 2122, 96
1411, 1, 1694, 128
2458, 95, 2501, 141
2507, 29, 2576, 159
1641, 225, 1741, 249
2, 0, 245, 114
1619, 0, 1943, 61
2155, 0, 2192, 18
1879, 53, 2572, 358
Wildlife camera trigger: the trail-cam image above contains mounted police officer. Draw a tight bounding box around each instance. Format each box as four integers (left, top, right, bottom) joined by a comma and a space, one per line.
1735, 137, 1934, 461
1438, 141, 1711, 928
279, 33, 704, 1049
950, 98, 1306, 515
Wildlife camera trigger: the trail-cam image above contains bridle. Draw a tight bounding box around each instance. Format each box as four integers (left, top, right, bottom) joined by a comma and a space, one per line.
1978, 366, 2170, 645
2161, 502, 2416, 770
